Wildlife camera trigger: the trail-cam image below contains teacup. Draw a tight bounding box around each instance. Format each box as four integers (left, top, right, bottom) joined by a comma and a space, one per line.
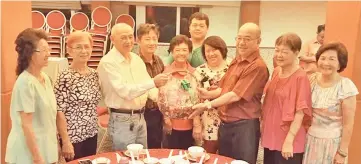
174, 158, 190, 164
127, 144, 144, 157
230, 160, 249, 164
95, 157, 110, 164
143, 157, 159, 164
187, 146, 205, 158
159, 158, 174, 164
129, 160, 144, 164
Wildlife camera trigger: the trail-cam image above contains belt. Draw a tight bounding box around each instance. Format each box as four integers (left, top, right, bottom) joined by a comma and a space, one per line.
109, 108, 145, 114
145, 107, 159, 112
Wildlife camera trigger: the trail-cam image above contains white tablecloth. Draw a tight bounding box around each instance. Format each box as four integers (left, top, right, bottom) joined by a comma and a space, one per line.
43, 57, 69, 85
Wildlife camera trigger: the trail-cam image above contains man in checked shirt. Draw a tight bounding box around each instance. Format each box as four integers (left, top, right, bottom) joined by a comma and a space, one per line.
136, 23, 165, 148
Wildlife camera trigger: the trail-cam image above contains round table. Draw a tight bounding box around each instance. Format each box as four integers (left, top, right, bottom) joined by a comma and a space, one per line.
67, 149, 234, 164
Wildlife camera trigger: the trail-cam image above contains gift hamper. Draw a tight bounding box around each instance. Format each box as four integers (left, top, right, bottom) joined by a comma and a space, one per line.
158, 70, 200, 119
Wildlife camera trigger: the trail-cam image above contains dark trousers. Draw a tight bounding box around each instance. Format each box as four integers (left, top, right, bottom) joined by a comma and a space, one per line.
165, 129, 194, 150
219, 119, 260, 164
62, 135, 97, 162
144, 108, 163, 148
264, 148, 303, 164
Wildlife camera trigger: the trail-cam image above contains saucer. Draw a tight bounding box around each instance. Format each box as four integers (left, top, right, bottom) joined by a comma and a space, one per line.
185, 153, 210, 163
91, 157, 111, 164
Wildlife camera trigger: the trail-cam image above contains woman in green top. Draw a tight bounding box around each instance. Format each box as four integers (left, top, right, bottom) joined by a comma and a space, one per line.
5, 28, 74, 164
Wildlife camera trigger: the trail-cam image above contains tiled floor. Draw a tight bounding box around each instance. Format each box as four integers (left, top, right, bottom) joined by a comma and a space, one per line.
59, 127, 264, 164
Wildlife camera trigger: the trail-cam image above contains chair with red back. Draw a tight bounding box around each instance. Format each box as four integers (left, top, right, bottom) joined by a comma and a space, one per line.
63, 12, 90, 62
110, 14, 136, 48
46, 10, 66, 57
32, 10, 46, 30
115, 14, 135, 29
89, 6, 112, 56
70, 12, 89, 32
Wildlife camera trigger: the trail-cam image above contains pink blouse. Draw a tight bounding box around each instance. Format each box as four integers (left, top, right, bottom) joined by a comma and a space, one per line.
261, 67, 312, 153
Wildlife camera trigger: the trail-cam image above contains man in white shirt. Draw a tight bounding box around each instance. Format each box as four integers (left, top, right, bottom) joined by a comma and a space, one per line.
97, 23, 168, 151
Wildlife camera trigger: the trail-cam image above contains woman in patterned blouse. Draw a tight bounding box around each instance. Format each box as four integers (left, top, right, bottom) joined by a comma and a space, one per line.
54, 31, 102, 161
194, 36, 229, 153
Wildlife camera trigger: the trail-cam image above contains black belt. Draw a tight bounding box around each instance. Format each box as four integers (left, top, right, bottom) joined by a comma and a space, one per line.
109, 108, 145, 114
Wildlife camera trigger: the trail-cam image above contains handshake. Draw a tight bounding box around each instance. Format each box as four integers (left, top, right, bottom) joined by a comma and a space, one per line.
153, 73, 169, 88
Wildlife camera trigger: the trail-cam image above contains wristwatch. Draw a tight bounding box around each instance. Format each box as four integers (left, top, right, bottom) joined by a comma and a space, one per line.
205, 100, 212, 110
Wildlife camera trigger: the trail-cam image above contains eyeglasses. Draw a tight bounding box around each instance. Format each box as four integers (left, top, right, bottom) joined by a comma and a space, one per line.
34, 48, 52, 53
70, 46, 92, 53
235, 37, 257, 44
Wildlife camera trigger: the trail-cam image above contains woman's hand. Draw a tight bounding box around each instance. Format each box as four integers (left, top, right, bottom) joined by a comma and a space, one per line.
33, 157, 45, 164
163, 119, 172, 135
333, 152, 346, 164
62, 141, 75, 160
281, 139, 293, 160
192, 125, 202, 141
197, 87, 210, 99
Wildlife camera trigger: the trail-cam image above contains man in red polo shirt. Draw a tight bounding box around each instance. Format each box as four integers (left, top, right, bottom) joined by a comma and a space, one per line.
190, 23, 269, 164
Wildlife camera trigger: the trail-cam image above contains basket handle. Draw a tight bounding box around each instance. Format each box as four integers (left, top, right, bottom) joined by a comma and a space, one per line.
167, 70, 198, 80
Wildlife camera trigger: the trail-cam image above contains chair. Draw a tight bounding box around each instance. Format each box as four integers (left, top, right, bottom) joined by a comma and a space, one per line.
32, 10, 46, 30
89, 6, 112, 57
63, 12, 90, 62
110, 14, 136, 49
115, 14, 135, 29
70, 12, 89, 32
46, 10, 66, 57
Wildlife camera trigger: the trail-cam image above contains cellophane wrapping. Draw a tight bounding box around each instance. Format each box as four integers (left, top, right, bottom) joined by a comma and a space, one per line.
158, 71, 200, 119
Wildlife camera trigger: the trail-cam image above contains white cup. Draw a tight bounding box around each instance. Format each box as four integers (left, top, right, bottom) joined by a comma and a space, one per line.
95, 157, 110, 164
159, 158, 173, 164
143, 157, 159, 164
230, 160, 249, 164
174, 158, 190, 164
187, 146, 205, 158
129, 160, 144, 164
127, 144, 144, 157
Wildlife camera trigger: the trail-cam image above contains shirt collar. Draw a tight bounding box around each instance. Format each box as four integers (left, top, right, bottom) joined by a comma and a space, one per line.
111, 47, 126, 63
233, 50, 260, 64
138, 51, 157, 65
313, 38, 320, 44
169, 61, 195, 73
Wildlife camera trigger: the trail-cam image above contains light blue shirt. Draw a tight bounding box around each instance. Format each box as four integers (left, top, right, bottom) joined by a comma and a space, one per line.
6, 71, 58, 164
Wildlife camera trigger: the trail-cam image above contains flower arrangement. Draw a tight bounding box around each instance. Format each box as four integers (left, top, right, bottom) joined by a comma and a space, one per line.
158, 71, 200, 119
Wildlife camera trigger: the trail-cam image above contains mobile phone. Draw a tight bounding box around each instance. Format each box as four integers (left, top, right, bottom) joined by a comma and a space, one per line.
78, 159, 92, 164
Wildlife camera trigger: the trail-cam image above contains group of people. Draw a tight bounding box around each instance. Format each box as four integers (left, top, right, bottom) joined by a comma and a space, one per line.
5, 11, 358, 164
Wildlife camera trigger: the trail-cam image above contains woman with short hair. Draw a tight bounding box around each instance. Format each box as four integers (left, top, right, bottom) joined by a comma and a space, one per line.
54, 31, 102, 161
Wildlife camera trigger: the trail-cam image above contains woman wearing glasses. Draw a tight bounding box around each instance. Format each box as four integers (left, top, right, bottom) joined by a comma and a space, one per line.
5, 28, 74, 164
54, 31, 102, 161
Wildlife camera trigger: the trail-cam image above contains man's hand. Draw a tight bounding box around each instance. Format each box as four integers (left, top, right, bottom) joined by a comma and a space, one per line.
154, 74, 169, 88
188, 103, 207, 119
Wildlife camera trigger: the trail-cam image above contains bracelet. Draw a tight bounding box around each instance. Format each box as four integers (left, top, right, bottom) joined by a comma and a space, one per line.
204, 100, 212, 110
337, 149, 348, 157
